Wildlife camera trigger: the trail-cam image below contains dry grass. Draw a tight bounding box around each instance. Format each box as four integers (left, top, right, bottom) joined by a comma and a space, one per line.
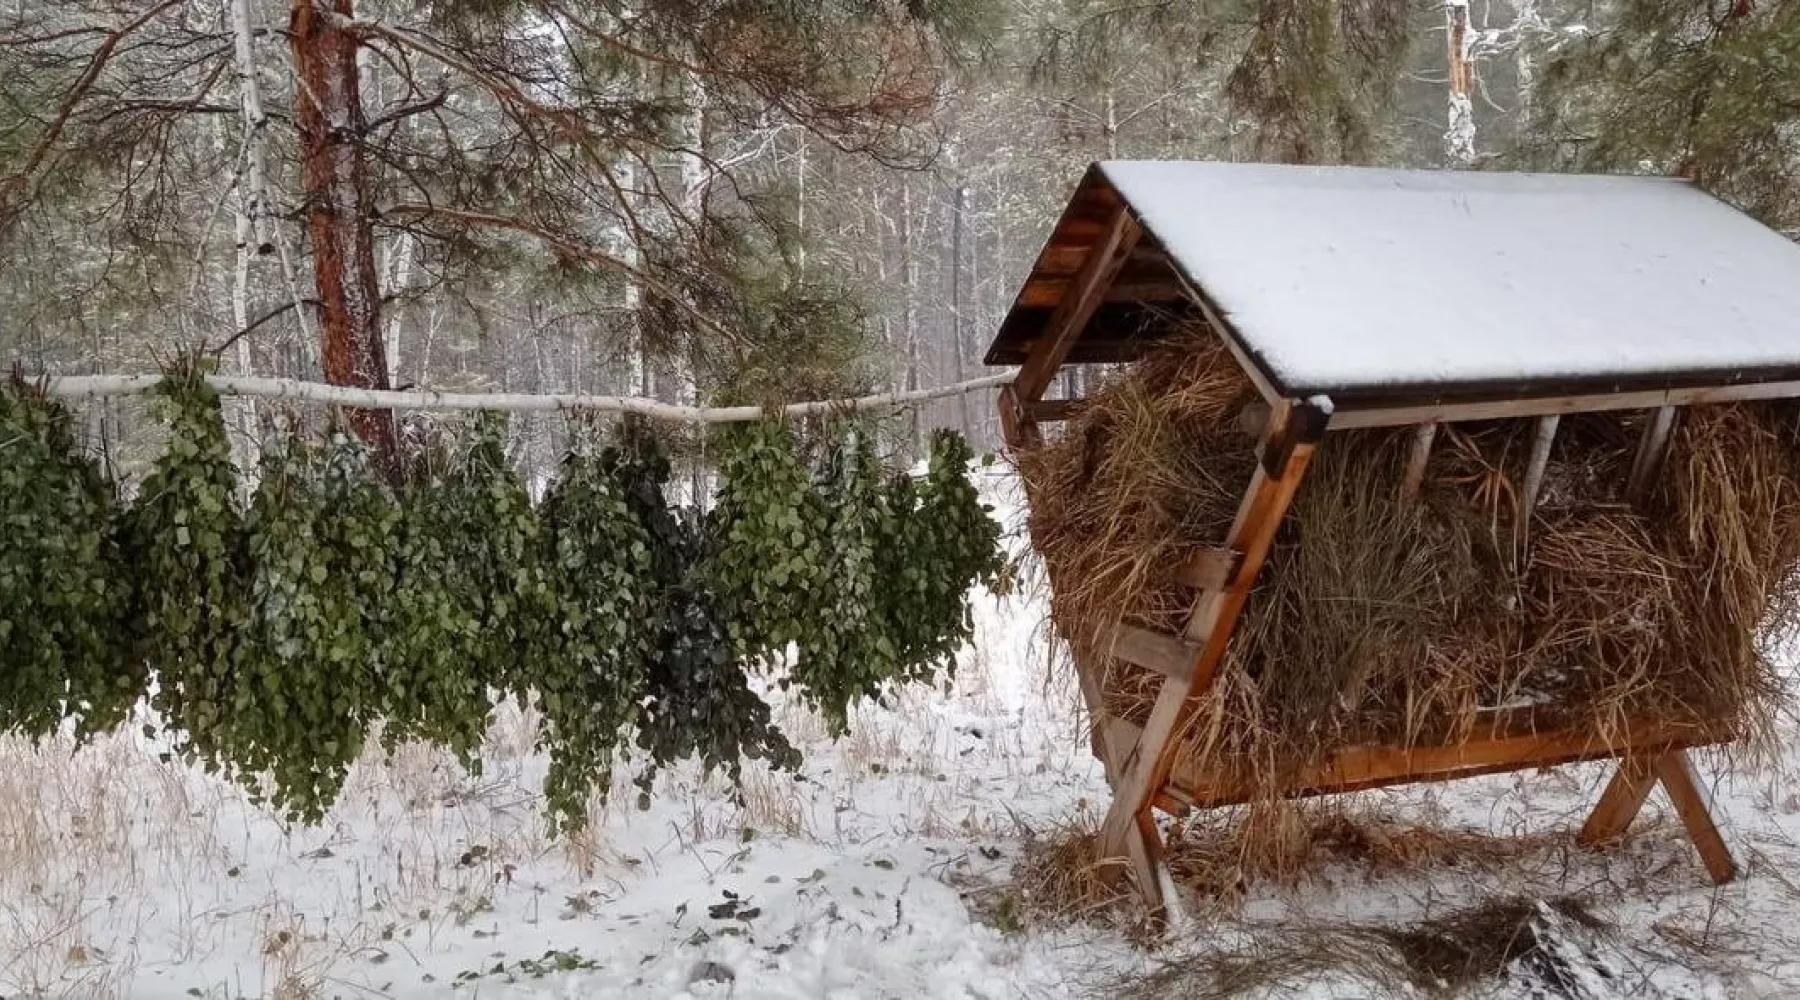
1017, 330, 1800, 816
1004, 801, 1567, 932
1115, 893, 1614, 999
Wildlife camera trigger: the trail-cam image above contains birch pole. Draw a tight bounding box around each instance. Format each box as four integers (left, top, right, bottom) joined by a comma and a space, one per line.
39, 372, 1017, 423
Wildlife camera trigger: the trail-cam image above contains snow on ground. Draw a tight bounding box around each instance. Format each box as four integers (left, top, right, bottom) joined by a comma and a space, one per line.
4, 474, 1800, 999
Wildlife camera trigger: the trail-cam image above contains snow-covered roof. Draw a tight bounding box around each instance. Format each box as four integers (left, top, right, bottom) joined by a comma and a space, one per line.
990, 161, 1800, 401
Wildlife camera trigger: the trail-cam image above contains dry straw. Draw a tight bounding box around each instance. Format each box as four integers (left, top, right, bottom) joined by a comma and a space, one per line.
1018, 329, 1800, 809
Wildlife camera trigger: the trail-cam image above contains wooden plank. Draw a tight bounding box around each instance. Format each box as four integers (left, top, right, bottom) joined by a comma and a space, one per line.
996, 384, 1039, 449
1400, 422, 1437, 502
1099, 401, 1328, 863
1176, 548, 1241, 592
1012, 209, 1143, 404
1577, 756, 1659, 845
1327, 378, 1800, 431
1626, 406, 1678, 503
1016, 279, 1192, 309
1654, 751, 1739, 883
1110, 625, 1198, 683
1172, 719, 1722, 809
1519, 414, 1561, 514
1026, 398, 1087, 423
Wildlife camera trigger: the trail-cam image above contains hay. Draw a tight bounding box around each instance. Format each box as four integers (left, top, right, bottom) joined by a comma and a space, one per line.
1006, 803, 1563, 929
1019, 330, 1800, 800
1115, 894, 1613, 999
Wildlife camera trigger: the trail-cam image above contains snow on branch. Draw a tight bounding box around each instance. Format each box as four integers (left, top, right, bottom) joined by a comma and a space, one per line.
38, 373, 1017, 424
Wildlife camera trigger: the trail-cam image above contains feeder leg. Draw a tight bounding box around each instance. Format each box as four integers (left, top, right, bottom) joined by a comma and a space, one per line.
1122, 809, 1167, 921
1653, 751, 1738, 884
1578, 755, 1658, 846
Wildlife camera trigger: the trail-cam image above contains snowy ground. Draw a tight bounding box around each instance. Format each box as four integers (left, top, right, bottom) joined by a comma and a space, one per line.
6, 476, 1800, 999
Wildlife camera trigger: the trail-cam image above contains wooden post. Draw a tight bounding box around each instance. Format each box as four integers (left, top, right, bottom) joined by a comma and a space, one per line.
1519, 414, 1560, 514
1627, 406, 1677, 503
1400, 422, 1437, 502
1097, 399, 1329, 914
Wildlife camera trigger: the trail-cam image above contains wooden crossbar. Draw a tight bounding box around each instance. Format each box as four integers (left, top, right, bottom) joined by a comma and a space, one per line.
1172, 718, 1725, 808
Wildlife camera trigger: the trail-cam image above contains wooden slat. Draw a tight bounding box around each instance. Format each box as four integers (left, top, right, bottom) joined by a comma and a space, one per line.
1400, 422, 1438, 502
1016, 279, 1192, 309
1110, 625, 1198, 683
1519, 414, 1561, 514
1172, 719, 1722, 809
1026, 398, 1087, 422
1327, 378, 1800, 430
1577, 756, 1659, 845
996, 384, 1039, 449
1176, 548, 1241, 592
1012, 209, 1143, 404
1099, 401, 1328, 862
1626, 406, 1678, 502
1654, 751, 1738, 883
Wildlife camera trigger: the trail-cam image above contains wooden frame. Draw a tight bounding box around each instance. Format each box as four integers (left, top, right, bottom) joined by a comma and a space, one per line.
987, 173, 1795, 920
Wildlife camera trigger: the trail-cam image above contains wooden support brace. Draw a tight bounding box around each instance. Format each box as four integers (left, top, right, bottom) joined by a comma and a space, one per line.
1654, 751, 1738, 884
1097, 400, 1328, 908
1573, 751, 1737, 884
1578, 755, 1659, 846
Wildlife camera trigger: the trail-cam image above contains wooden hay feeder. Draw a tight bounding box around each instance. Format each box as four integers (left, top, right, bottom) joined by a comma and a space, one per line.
987, 162, 1800, 915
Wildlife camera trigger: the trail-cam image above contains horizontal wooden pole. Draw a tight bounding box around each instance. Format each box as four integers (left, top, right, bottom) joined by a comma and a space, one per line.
1327, 378, 1800, 430
1171, 717, 1728, 809
34, 373, 1015, 423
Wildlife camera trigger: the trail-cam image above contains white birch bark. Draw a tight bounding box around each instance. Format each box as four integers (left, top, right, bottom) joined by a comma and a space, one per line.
1445, 0, 1477, 164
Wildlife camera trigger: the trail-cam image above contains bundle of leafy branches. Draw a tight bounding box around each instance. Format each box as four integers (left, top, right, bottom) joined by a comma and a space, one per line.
0, 374, 136, 739
708, 421, 1009, 734
0, 371, 1007, 833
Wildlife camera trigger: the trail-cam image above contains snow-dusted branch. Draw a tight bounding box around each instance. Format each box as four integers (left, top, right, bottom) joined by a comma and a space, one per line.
38, 373, 1017, 423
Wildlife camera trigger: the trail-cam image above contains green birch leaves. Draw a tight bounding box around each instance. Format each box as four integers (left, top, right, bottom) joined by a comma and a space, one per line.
0, 375, 1006, 833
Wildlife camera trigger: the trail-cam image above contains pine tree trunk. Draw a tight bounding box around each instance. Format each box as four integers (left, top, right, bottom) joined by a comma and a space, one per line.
290, 0, 395, 463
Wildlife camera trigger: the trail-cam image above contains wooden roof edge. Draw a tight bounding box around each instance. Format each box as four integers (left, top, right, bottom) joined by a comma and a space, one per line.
982, 164, 1131, 367
981, 163, 1296, 410
1328, 373, 1800, 430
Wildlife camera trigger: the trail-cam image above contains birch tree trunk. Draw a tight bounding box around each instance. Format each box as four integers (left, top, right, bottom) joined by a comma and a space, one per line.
290, 0, 395, 462
1445, 0, 1477, 164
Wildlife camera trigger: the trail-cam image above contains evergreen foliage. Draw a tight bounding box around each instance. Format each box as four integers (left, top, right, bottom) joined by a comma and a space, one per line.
1528, 0, 1800, 231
